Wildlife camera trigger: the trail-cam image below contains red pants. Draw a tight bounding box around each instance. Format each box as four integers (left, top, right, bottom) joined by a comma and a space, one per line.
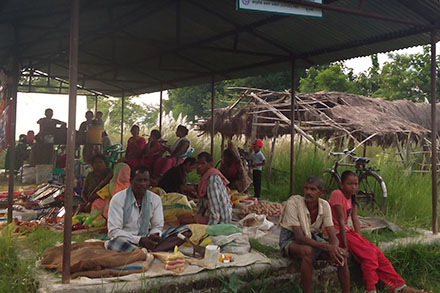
338, 230, 405, 291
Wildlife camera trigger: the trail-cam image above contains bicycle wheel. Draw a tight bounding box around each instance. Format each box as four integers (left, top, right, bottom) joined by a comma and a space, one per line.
322, 170, 340, 199
358, 171, 387, 213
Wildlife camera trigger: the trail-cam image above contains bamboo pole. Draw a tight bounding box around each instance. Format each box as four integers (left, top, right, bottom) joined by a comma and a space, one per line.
7, 63, 19, 224
249, 93, 325, 151
267, 121, 279, 191
430, 30, 438, 234
120, 92, 125, 145
62, 0, 79, 283
290, 59, 295, 195
210, 75, 215, 156
94, 94, 98, 114
159, 87, 163, 133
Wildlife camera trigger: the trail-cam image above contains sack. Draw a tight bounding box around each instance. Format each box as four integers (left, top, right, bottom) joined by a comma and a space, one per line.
212, 233, 250, 255
206, 224, 242, 236
161, 193, 194, 223
238, 213, 274, 239
183, 224, 209, 247
239, 213, 274, 231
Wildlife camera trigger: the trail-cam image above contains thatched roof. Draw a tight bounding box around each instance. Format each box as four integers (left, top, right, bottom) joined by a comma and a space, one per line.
195, 88, 435, 146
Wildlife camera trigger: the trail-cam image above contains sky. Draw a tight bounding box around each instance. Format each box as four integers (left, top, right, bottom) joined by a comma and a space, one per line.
16, 92, 88, 136
344, 44, 439, 74
14, 44, 439, 137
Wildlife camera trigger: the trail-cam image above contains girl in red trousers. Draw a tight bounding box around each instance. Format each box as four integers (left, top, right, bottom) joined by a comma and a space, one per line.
329, 170, 429, 293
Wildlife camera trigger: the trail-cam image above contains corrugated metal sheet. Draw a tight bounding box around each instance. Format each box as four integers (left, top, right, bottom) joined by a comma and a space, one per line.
0, 0, 439, 96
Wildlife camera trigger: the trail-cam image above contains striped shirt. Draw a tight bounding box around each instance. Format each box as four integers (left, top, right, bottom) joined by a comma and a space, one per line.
207, 174, 232, 225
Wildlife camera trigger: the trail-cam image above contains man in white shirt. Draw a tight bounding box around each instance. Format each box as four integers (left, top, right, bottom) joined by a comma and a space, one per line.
106, 166, 164, 252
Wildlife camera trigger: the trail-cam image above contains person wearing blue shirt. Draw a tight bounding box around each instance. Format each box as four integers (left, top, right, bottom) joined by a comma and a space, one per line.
250, 139, 265, 198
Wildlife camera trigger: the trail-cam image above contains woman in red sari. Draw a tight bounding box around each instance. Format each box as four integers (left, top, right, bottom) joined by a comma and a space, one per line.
125, 125, 146, 169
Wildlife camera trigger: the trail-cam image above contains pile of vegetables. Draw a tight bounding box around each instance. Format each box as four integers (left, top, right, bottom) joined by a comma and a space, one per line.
240, 201, 283, 217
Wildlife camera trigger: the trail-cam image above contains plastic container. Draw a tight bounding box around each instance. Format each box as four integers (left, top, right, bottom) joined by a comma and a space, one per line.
86, 125, 103, 144
21, 165, 36, 184
203, 245, 220, 269
36, 164, 53, 184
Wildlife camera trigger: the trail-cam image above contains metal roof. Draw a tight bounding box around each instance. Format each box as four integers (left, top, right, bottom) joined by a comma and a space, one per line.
1, 0, 439, 97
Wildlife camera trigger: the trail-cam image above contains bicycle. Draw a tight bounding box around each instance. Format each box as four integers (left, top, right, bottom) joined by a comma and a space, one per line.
323, 149, 388, 213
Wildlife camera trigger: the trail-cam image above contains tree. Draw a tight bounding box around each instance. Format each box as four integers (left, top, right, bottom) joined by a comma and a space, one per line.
165, 71, 302, 120
299, 64, 357, 93
86, 95, 158, 138
354, 54, 381, 96
372, 46, 440, 102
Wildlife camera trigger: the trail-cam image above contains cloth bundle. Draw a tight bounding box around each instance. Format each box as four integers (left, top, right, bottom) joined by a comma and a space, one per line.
161, 192, 194, 223
40, 241, 153, 279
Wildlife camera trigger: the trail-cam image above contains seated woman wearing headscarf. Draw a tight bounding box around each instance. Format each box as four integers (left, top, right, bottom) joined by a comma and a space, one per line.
81, 154, 112, 213
140, 129, 162, 172
125, 125, 146, 169
92, 162, 131, 219
153, 125, 191, 176
219, 141, 251, 193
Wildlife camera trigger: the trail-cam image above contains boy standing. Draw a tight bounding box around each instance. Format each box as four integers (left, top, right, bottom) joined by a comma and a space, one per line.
250, 139, 265, 198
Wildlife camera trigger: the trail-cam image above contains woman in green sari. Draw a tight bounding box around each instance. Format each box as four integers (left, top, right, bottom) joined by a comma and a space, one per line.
81, 154, 112, 213
91, 162, 131, 218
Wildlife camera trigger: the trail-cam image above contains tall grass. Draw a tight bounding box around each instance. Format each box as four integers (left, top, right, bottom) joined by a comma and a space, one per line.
0, 225, 37, 292
385, 243, 440, 291
258, 139, 436, 229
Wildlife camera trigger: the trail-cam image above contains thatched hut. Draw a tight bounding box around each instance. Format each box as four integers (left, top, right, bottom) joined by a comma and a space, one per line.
195, 88, 434, 147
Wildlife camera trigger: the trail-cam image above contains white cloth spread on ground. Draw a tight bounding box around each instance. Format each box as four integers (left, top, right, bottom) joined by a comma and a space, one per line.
107, 188, 164, 245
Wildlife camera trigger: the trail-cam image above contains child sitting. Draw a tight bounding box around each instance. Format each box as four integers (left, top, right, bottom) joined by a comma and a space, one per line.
329, 170, 429, 293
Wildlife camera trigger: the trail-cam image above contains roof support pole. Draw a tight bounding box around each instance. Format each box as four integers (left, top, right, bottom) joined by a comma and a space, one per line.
176, 0, 181, 46
94, 94, 98, 113
159, 87, 163, 134
430, 30, 438, 235
120, 92, 125, 145
7, 61, 19, 224
62, 0, 79, 284
290, 59, 295, 195
210, 74, 215, 156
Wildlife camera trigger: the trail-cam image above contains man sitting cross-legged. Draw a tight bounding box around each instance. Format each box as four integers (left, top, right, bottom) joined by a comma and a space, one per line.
106, 165, 189, 252
196, 152, 232, 225
279, 176, 350, 293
